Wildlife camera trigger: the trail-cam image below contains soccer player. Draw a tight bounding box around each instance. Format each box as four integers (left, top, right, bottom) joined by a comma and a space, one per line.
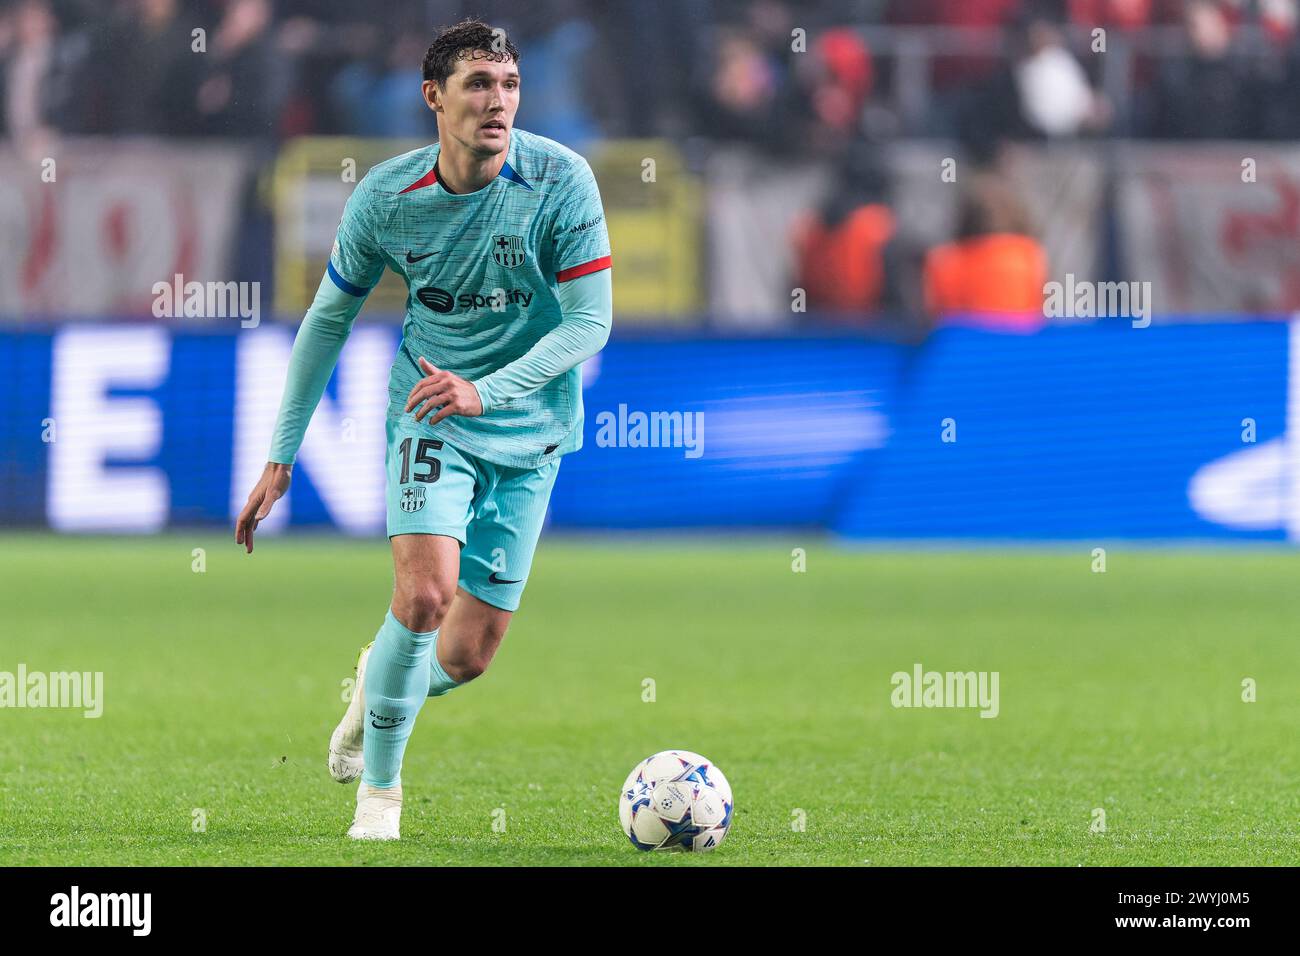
233, 18, 612, 840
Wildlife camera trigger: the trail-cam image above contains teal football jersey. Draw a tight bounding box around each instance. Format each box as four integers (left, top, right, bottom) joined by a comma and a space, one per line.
329, 128, 612, 469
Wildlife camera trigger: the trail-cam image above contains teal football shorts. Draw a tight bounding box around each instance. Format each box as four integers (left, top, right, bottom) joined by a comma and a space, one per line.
385, 415, 561, 612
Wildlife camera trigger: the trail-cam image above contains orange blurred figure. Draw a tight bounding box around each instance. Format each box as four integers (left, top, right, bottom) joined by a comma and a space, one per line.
792, 203, 896, 315
922, 174, 1048, 331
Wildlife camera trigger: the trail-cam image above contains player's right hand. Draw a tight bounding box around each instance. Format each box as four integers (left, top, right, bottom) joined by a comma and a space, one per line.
235, 462, 293, 554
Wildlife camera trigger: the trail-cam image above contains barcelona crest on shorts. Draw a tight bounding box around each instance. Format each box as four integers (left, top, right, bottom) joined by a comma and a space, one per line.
491, 234, 526, 268
399, 486, 426, 513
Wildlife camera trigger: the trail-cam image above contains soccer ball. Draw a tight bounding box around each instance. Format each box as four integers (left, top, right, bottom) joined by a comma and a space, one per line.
619, 750, 733, 852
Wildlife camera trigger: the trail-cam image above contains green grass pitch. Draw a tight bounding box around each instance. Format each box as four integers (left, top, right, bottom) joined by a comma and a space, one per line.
1, 533, 1297, 866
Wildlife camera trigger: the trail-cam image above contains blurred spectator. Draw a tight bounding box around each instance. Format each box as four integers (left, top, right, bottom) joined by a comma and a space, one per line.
957, 5, 1110, 148
922, 173, 1048, 330
887, 0, 1023, 136
1146, 0, 1256, 138
85, 0, 206, 135
790, 27, 875, 153
1013, 12, 1107, 136
510, 2, 601, 151
272, 0, 377, 137
703, 28, 790, 148
0, 0, 88, 146
790, 151, 897, 320
195, 0, 283, 137
330, 29, 430, 137
697, 1, 814, 156
588, 0, 705, 138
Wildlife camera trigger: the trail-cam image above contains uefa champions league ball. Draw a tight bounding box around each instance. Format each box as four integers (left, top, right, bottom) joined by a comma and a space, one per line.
619, 750, 733, 851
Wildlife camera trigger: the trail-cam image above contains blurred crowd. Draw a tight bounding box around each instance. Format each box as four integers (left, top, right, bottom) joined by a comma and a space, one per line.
2, 0, 1293, 327
4, 0, 1300, 146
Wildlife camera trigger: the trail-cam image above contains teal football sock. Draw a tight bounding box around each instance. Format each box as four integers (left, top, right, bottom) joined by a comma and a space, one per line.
427, 641, 461, 698
361, 609, 437, 789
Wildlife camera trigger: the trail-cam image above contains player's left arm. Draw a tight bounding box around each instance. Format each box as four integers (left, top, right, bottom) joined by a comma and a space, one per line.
408, 159, 612, 425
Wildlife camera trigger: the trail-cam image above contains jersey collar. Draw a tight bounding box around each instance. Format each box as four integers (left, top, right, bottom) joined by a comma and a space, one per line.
398, 142, 532, 195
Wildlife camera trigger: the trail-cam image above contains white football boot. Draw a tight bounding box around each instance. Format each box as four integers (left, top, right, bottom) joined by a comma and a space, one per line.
347, 782, 402, 841
327, 642, 372, 783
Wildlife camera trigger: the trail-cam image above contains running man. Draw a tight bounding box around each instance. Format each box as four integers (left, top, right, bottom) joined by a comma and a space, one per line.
234, 17, 612, 840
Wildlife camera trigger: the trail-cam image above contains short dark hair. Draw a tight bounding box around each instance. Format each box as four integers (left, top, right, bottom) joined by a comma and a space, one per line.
421, 18, 521, 87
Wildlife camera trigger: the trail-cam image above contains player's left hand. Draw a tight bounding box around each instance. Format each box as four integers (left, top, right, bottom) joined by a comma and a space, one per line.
406, 356, 484, 425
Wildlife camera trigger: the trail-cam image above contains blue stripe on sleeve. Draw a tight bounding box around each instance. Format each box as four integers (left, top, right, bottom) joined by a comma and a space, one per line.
327, 260, 371, 297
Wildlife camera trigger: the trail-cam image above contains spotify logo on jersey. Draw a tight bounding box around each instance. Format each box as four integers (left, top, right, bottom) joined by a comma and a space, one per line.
417, 286, 536, 314
417, 287, 455, 313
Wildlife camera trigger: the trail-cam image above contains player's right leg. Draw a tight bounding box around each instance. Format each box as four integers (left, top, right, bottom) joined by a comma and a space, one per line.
335, 416, 477, 840
328, 418, 474, 786
348, 533, 461, 840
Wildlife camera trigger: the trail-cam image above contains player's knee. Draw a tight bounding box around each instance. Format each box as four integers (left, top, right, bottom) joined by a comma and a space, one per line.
446, 634, 502, 683
393, 580, 455, 632
456, 655, 491, 683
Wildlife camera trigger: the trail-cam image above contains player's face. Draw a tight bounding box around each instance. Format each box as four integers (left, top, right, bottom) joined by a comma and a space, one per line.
429, 53, 519, 156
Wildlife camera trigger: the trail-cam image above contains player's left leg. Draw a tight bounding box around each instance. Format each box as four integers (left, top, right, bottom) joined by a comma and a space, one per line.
431, 454, 562, 690
429, 587, 511, 691
326, 641, 374, 784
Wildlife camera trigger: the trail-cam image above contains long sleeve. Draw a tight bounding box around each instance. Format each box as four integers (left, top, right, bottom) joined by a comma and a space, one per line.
471, 267, 613, 412
266, 271, 371, 463
268, 171, 385, 464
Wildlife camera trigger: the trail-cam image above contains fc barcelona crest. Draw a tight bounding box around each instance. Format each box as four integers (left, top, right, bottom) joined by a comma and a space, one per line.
399, 486, 426, 513
491, 234, 526, 268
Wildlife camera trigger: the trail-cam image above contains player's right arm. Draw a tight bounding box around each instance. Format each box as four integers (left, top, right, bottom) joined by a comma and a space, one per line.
235, 177, 385, 553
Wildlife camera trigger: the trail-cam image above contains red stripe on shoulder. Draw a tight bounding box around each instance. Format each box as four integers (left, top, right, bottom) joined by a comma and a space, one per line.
398, 166, 439, 194
556, 255, 612, 283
